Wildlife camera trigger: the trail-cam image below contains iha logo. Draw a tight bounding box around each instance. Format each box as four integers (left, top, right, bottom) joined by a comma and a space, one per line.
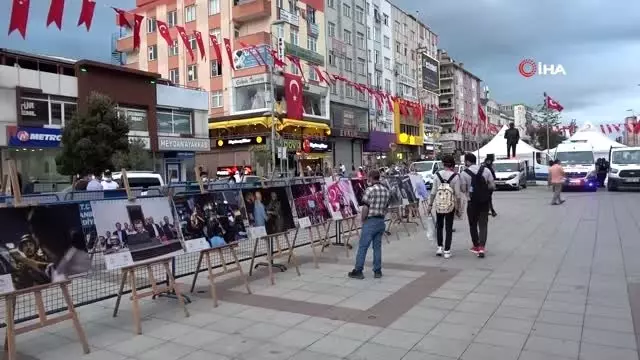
518, 59, 566, 77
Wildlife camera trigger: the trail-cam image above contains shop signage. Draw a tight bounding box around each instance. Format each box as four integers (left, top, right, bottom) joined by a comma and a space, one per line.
18, 98, 50, 125
7, 126, 62, 148
330, 128, 368, 139
164, 151, 195, 159
216, 136, 265, 147
285, 42, 324, 66
308, 140, 330, 152
216, 166, 253, 176
421, 53, 440, 93
232, 74, 268, 88
158, 136, 210, 151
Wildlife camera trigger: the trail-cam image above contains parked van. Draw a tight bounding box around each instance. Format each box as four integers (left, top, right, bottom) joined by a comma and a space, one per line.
492, 159, 527, 190
607, 146, 640, 191
410, 160, 443, 189
111, 171, 164, 189
554, 142, 597, 191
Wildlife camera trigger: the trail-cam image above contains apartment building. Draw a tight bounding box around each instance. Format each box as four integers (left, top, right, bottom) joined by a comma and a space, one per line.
623, 116, 639, 146
117, 0, 330, 175
437, 49, 481, 152
325, 0, 369, 169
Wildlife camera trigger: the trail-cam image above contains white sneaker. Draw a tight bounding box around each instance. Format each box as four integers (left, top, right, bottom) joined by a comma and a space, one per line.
436, 246, 443, 256
443, 251, 452, 259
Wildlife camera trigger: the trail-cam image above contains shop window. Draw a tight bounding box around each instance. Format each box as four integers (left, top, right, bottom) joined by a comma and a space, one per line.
117, 107, 148, 131
51, 102, 62, 125
157, 109, 192, 135
19, 94, 76, 127
234, 83, 269, 112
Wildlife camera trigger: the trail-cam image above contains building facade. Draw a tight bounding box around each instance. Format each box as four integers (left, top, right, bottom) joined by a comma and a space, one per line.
325, 0, 369, 170
0, 49, 210, 189
624, 116, 639, 146
117, 0, 331, 176
437, 49, 481, 153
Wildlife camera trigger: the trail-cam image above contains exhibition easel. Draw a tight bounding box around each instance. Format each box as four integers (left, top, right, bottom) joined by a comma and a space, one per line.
2, 160, 90, 360
406, 202, 425, 230
290, 221, 331, 268
386, 205, 410, 240
112, 169, 189, 334
334, 216, 360, 257
189, 171, 251, 307
249, 230, 300, 285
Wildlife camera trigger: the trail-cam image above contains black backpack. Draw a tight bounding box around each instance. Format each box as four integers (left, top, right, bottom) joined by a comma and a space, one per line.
464, 166, 491, 204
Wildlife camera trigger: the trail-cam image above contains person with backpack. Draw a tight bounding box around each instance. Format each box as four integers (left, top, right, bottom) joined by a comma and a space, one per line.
426, 155, 462, 259
460, 153, 495, 258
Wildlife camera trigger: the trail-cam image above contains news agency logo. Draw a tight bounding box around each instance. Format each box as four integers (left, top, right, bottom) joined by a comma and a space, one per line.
16, 130, 30, 142
518, 59, 567, 77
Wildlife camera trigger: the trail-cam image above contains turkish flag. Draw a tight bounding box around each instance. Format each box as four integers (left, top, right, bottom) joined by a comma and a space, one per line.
8, 0, 30, 39
223, 38, 236, 70
156, 20, 173, 47
478, 103, 487, 123
210, 35, 223, 65
47, 0, 65, 30
194, 31, 207, 60
113, 7, 132, 28
284, 73, 304, 120
544, 93, 564, 112
77, 0, 95, 30
132, 14, 144, 50
176, 26, 195, 61
286, 55, 306, 82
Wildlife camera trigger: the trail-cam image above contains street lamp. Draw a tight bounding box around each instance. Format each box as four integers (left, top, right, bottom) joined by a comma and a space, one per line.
269, 20, 286, 176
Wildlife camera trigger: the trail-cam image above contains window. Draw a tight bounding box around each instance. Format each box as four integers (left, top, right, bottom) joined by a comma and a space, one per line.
234, 25, 240, 38
157, 109, 192, 135
167, 11, 177, 27
345, 58, 353, 72
367, 50, 371, 62
355, 6, 364, 24
342, 4, 351, 17
383, 14, 389, 25
357, 58, 366, 75
358, 91, 365, 101
169, 68, 179, 84
374, 50, 379, 64
307, 7, 316, 23
403, 23, 408, 34
185, 5, 196, 22
188, 35, 197, 52
290, 63, 299, 75
290, 28, 299, 46
383, 35, 390, 48
211, 91, 223, 108
328, 54, 335, 66
146, 17, 156, 33
410, 50, 414, 60
169, 40, 179, 56
385, 79, 391, 92
404, 45, 407, 56
147, 45, 157, 61
209, 0, 220, 15
275, 24, 284, 38
328, 0, 334, 8
367, 27, 371, 40
373, 27, 380, 42
343, 30, 352, 45
309, 67, 318, 81
331, 82, 338, 94
356, 32, 365, 49
410, 30, 415, 40
307, 37, 317, 52
384, 57, 390, 69
345, 85, 354, 98
117, 107, 148, 131
211, 61, 221, 77
376, 72, 381, 87
396, 41, 401, 53
365, 2, 370, 14
187, 64, 198, 82
328, 22, 335, 37
209, 28, 221, 45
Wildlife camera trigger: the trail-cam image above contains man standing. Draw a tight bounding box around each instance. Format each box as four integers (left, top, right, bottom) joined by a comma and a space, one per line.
101, 170, 119, 190
86, 174, 103, 191
483, 154, 498, 217
549, 159, 566, 205
504, 122, 520, 158
348, 169, 391, 279
460, 153, 495, 258
426, 155, 462, 259
114, 222, 128, 246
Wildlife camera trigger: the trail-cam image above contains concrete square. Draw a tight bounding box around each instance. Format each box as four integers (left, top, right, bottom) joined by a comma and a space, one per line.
289, 350, 344, 360
137, 341, 197, 360
484, 316, 534, 334
414, 334, 471, 358
110, 335, 165, 356
401, 351, 458, 360
173, 328, 228, 347
179, 349, 232, 360
581, 328, 637, 349
584, 314, 634, 333
272, 328, 326, 349
442, 311, 490, 327
531, 322, 582, 342
537, 310, 584, 327
579, 342, 638, 360
347, 342, 408, 360
474, 328, 528, 349
461, 343, 521, 360
388, 316, 438, 334
295, 317, 346, 334
518, 350, 576, 360
429, 322, 482, 341
524, 336, 579, 358
418, 297, 460, 310
205, 316, 255, 334
494, 305, 539, 320
308, 335, 364, 357
331, 323, 383, 341
240, 322, 289, 340
201, 334, 265, 357
239, 342, 300, 360
370, 328, 425, 350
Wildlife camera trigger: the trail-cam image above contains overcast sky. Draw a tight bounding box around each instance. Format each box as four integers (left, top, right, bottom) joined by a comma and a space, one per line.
3, 0, 640, 129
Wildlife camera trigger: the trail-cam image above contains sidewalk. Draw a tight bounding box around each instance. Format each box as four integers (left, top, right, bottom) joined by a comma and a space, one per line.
4, 188, 640, 360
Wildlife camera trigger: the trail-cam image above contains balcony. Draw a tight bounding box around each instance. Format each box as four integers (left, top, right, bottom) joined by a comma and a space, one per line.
440, 72, 453, 80
308, 22, 319, 36
440, 88, 453, 95
374, 62, 382, 71
285, 42, 324, 66
233, 0, 271, 24
279, 8, 299, 26
116, 36, 134, 52
234, 31, 271, 49
439, 102, 453, 110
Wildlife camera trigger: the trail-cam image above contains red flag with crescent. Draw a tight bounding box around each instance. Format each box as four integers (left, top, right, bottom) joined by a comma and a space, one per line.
77, 0, 95, 30
286, 55, 306, 82
223, 38, 236, 70
113, 7, 132, 28
194, 30, 207, 60
156, 20, 173, 47
284, 73, 304, 120
210, 35, 223, 65
132, 14, 144, 50
8, 0, 30, 39
176, 26, 195, 61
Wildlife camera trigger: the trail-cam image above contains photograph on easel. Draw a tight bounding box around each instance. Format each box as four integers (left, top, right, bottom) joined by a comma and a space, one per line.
173, 191, 248, 247
242, 187, 295, 235
381, 177, 403, 207
290, 182, 331, 225
89, 197, 183, 262
397, 175, 418, 204
0, 204, 91, 293
326, 179, 359, 218
409, 174, 428, 201
350, 178, 368, 206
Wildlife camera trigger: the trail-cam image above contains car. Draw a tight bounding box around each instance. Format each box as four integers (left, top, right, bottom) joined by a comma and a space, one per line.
492, 159, 527, 190
607, 146, 640, 191
111, 171, 164, 189
410, 160, 443, 189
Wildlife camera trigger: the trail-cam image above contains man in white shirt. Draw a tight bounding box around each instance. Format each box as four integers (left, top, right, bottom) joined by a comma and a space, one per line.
86, 174, 103, 191
101, 171, 119, 190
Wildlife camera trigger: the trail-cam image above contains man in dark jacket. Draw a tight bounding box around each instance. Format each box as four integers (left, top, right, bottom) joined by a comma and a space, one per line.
484, 154, 498, 217
504, 122, 520, 158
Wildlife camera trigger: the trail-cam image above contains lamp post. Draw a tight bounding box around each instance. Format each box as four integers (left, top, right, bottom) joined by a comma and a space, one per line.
269, 20, 286, 176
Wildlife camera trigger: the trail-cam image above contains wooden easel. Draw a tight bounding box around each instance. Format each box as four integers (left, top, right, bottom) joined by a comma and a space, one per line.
386, 205, 410, 240
334, 216, 360, 257
290, 221, 331, 268
112, 169, 189, 334
189, 168, 251, 307
406, 202, 425, 230
2, 160, 90, 360
249, 231, 300, 285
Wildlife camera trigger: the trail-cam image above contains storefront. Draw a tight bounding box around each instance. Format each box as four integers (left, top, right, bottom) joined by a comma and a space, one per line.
157, 136, 210, 183
363, 131, 396, 166
329, 104, 368, 172
299, 139, 332, 172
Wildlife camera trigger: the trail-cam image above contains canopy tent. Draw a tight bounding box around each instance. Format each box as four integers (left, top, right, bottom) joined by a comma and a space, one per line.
557, 122, 626, 160
475, 125, 541, 164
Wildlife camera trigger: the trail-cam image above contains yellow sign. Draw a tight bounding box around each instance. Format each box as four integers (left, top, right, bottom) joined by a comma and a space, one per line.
256, 136, 263, 143
217, 139, 223, 147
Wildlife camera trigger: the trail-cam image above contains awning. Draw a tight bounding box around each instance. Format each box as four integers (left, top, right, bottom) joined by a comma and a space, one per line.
208, 117, 270, 130
280, 119, 330, 131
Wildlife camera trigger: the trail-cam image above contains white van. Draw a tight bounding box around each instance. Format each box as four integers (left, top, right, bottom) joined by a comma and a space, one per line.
410, 160, 443, 189
492, 159, 527, 190
554, 142, 597, 191
111, 171, 164, 189
607, 146, 640, 191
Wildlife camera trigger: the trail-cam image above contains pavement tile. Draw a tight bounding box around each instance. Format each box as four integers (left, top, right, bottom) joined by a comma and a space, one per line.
401, 351, 457, 360
494, 305, 539, 320
331, 323, 383, 341
288, 350, 344, 360
178, 349, 232, 360
473, 328, 528, 349
272, 328, 326, 349
583, 314, 634, 333
413, 334, 471, 358
404, 306, 449, 321
294, 317, 346, 334
581, 328, 638, 349
346, 342, 408, 360
585, 304, 632, 319
172, 328, 228, 347
418, 297, 460, 310
429, 322, 482, 341
388, 316, 438, 334
541, 300, 585, 314
307, 335, 364, 357
442, 311, 490, 327
484, 316, 534, 334
205, 316, 255, 334
579, 342, 638, 360
136, 341, 197, 360
201, 334, 265, 357
524, 336, 580, 358
530, 322, 582, 342
518, 350, 575, 360
536, 310, 584, 327
369, 328, 426, 350
460, 343, 521, 360
109, 335, 165, 356
454, 300, 499, 315
240, 322, 289, 340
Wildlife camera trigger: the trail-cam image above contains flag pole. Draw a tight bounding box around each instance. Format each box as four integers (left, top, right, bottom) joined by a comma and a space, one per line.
544, 93, 550, 151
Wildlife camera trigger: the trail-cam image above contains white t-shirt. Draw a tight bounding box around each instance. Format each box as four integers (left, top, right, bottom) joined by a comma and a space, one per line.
101, 180, 119, 190
86, 179, 103, 191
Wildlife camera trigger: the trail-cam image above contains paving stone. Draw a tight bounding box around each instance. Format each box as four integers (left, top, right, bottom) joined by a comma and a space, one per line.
369, 328, 425, 350
530, 322, 582, 342
460, 343, 521, 360
413, 334, 471, 358
536, 310, 584, 327
583, 314, 635, 333
388, 316, 438, 334
484, 316, 534, 334
581, 328, 638, 349
307, 335, 364, 357
494, 305, 539, 320
518, 349, 575, 360
442, 311, 490, 327
579, 342, 638, 360
524, 336, 580, 358
331, 323, 383, 341
473, 328, 528, 349
272, 329, 326, 349
347, 342, 408, 360
429, 322, 482, 341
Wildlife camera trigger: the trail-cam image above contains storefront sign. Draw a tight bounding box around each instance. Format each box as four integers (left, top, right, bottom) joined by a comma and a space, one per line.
232, 74, 269, 88
158, 136, 210, 151
7, 126, 62, 148
216, 166, 253, 176
330, 104, 369, 137
216, 136, 265, 147
421, 53, 440, 93
164, 151, 195, 159
363, 131, 396, 153
18, 97, 50, 125
331, 128, 368, 139
306, 140, 330, 153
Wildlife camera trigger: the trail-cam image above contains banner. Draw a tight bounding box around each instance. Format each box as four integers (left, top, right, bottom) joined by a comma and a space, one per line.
421, 52, 440, 93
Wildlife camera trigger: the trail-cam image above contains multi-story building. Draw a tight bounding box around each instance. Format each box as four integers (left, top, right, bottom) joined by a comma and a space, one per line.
437, 49, 481, 152
117, 0, 330, 176
624, 116, 639, 146
0, 48, 210, 188
325, 0, 369, 169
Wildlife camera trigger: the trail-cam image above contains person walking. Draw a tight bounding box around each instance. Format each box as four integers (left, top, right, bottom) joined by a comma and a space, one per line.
348, 169, 391, 279
426, 155, 462, 259
483, 154, 498, 217
460, 153, 495, 258
504, 122, 520, 158
548, 159, 566, 205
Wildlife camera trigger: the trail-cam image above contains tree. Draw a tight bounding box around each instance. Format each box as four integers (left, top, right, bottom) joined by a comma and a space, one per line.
112, 138, 153, 171
531, 126, 566, 150
528, 103, 563, 150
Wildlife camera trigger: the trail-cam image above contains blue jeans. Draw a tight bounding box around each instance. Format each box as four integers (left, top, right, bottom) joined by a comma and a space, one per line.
354, 217, 386, 273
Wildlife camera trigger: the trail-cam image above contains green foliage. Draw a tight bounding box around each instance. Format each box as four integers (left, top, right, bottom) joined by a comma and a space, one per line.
531, 126, 566, 150
112, 137, 153, 171
56, 92, 130, 176
526, 102, 565, 150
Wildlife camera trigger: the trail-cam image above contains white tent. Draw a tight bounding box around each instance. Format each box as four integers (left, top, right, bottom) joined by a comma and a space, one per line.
476, 125, 540, 164
563, 122, 626, 160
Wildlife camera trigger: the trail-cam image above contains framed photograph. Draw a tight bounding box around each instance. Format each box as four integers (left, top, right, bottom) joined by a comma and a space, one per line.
290, 182, 331, 226
409, 174, 428, 201
398, 175, 418, 204
0, 204, 91, 293
381, 177, 403, 207
326, 179, 359, 218
350, 178, 368, 206
89, 197, 183, 263
242, 187, 295, 235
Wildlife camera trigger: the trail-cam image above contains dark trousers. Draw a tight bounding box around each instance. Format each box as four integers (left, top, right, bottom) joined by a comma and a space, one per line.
467, 202, 489, 248
489, 191, 495, 214
507, 143, 516, 158
436, 212, 455, 251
